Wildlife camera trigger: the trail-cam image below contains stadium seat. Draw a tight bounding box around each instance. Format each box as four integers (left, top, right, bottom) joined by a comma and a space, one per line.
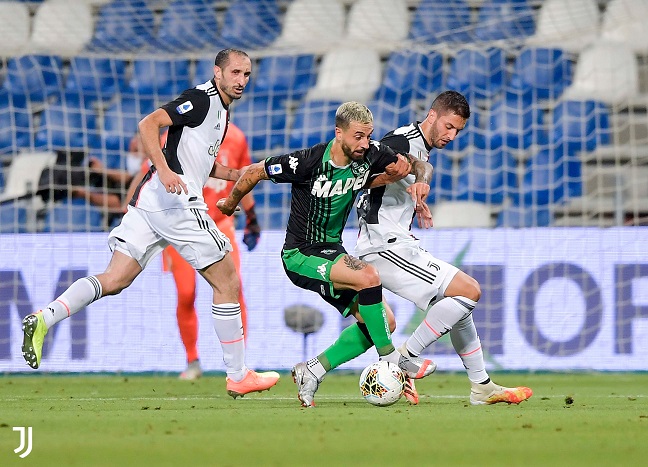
126, 59, 191, 100
288, 99, 340, 150
2, 55, 63, 103
508, 47, 574, 101
0, 1, 30, 56
29, 1, 93, 56
249, 54, 317, 102
0, 91, 33, 154
65, 57, 127, 104
447, 47, 506, 101
527, 0, 600, 52
0, 202, 28, 233
368, 95, 415, 141
563, 41, 639, 105
35, 93, 101, 151
516, 148, 568, 206
443, 110, 486, 152
601, 0, 648, 53
230, 96, 287, 152
86, 0, 157, 53
273, 0, 345, 50
382, 50, 444, 102
496, 204, 552, 227
306, 48, 382, 103
156, 0, 219, 52
193, 58, 215, 87
344, 0, 409, 49
409, 0, 472, 44
428, 150, 454, 204
102, 96, 156, 152
488, 96, 548, 151
253, 182, 291, 229
456, 148, 518, 204
0, 151, 56, 203
551, 100, 611, 157
475, 0, 536, 42
42, 198, 104, 233
219, 0, 282, 50
432, 201, 493, 228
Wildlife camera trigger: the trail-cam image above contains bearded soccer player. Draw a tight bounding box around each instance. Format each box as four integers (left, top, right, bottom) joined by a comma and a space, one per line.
218, 101, 437, 407
356, 91, 533, 405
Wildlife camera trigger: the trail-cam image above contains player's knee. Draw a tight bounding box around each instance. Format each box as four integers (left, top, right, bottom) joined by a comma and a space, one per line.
358, 265, 381, 289
465, 276, 481, 302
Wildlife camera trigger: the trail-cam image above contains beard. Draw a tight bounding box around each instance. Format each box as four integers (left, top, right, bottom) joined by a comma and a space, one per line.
342, 141, 365, 160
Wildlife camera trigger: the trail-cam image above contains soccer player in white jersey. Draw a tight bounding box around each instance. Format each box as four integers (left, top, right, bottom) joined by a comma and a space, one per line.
356, 91, 532, 405
20, 49, 279, 398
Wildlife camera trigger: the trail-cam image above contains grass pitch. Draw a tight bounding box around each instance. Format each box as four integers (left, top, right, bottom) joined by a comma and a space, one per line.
1, 372, 647, 466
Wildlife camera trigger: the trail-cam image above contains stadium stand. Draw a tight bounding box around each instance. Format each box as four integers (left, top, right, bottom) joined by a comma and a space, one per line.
0, 1, 30, 57
29, 1, 94, 56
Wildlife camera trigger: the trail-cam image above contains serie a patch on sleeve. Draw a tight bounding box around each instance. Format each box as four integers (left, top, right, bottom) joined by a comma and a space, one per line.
176, 101, 193, 114
268, 164, 283, 175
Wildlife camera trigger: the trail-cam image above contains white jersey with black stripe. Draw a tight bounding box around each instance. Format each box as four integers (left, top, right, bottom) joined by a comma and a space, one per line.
132, 79, 229, 212
355, 122, 432, 257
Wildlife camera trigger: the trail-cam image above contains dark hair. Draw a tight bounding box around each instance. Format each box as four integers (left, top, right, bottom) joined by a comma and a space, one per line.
431, 91, 470, 119
214, 48, 249, 68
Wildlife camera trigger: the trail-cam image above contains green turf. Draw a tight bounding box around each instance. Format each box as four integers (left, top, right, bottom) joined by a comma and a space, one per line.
1, 372, 647, 466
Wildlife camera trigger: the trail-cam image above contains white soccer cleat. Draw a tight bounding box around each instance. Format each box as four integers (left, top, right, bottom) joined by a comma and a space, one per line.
470, 381, 533, 405
291, 362, 319, 407
179, 360, 203, 381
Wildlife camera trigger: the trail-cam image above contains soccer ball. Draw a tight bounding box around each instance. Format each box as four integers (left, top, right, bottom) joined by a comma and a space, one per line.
359, 361, 405, 406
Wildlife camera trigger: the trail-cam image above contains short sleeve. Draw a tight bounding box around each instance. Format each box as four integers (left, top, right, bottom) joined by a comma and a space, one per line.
366, 141, 399, 176
160, 89, 210, 128
380, 133, 411, 155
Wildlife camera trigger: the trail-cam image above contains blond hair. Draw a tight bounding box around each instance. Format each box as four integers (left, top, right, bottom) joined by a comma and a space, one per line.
335, 101, 373, 129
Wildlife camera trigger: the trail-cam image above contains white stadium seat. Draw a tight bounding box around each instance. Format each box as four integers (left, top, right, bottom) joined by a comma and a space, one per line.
432, 201, 493, 228
344, 0, 409, 51
273, 0, 345, 52
563, 40, 640, 105
0, 2, 30, 56
527, 0, 600, 53
601, 0, 648, 53
29, 1, 94, 56
306, 48, 382, 103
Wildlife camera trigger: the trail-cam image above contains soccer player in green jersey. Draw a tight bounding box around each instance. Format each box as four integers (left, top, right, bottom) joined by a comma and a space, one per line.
218, 101, 436, 406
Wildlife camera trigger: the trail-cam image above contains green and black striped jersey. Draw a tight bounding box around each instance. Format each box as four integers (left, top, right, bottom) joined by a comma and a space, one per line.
264, 139, 398, 249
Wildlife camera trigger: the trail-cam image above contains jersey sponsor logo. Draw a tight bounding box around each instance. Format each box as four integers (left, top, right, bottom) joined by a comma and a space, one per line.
320, 249, 337, 255
176, 101, 194, 114
208, 141, 221, 157
317, 263, 327, 279
370, 140, 380, 148
268, 164, 283, 175
288, 156, 299, 173
310, 172, 370, 198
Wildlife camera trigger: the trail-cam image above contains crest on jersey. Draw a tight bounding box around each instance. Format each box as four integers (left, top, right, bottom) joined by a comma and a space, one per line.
176, 101, 193, 114
351, 161, 369, 176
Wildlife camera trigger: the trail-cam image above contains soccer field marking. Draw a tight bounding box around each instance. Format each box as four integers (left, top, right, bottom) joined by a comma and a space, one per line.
4, 394, 647, 402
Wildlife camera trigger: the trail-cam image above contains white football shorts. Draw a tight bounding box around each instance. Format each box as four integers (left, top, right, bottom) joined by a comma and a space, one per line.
108, 206, 232, 270
361, 244, 459, 312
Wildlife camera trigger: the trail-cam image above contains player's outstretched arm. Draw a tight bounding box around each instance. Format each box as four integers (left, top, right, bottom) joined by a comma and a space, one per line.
217, 161, 268, 216
210, 161, 242, 181
407, 157, 433, 208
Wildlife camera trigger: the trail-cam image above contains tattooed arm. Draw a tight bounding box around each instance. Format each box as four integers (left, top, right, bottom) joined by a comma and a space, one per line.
210, 161, 242, 181
216, 161, 269, 216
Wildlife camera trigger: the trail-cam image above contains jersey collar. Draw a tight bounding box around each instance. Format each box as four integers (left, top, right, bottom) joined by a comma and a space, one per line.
211, 78, 230, 110
415, 121, 433, 152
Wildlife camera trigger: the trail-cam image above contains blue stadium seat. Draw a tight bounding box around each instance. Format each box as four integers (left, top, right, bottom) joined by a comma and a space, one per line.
456, 148, 518, 204
230, 96, 287, 152
488, 96, 548, 150
409, 0, 472, 44
288, 100, 340, 150
427, 150, 454, 204
218, 0, 281, 49
43, 198, 103, 232
35, 93, 100, 151
0, 202, 28, 233
475, 0, 535, 41
126, 58, 191, 100
516, 148, 568, 206
193, 58, 215, 87
508, 48, 573, 100
249, 54, 317, 102
551, 100, 610, 157
496, 204, 552, 227
102, 96, 156, 152
86, 0, 157, 52
253, 182, 290, 229
65, 57, 127, 104
368, 94, 415, 141
382, 50, 444, 102
156, 0, 219, 52
2, 55, 63, 103
447, 48, 506, 101
0, 91, 33, 154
